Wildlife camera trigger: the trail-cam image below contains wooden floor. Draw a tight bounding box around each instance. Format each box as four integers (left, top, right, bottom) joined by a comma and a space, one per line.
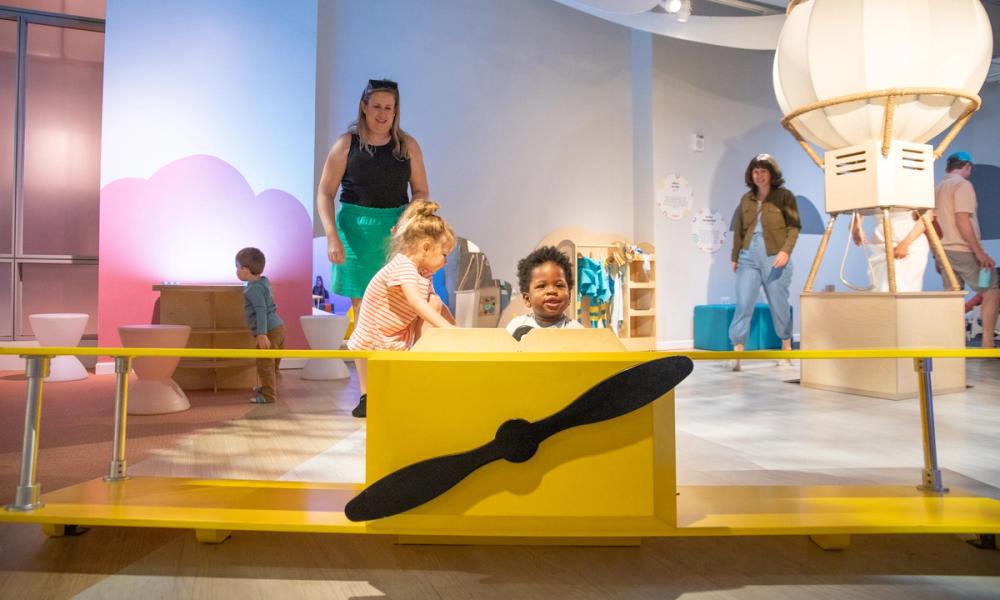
1, 357, 999, 598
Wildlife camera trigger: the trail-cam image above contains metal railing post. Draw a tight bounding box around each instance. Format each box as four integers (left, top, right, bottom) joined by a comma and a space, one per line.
914, 357, 948, 494
105, 356, 132, 481
6, 355, 50, 511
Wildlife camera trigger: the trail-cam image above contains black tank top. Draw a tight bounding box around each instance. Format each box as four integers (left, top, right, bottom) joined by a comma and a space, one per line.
339, 134, 411, 209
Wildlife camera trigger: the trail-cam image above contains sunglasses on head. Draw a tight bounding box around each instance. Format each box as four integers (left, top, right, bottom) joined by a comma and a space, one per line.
368, 79, 398, 91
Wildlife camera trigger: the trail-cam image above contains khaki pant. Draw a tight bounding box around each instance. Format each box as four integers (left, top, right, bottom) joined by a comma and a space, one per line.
256, 324, 285, 401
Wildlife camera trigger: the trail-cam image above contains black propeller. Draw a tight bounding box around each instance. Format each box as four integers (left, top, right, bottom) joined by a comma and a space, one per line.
511, 325, 534, 341
344, 355, 694, 522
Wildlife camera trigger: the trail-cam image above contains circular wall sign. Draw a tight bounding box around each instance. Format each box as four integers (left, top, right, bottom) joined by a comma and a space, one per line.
691, 208, 727, 253
657, 174, 693, 220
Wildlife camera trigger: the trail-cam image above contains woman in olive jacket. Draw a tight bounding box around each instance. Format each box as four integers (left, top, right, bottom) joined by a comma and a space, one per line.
728, 154, 800, 371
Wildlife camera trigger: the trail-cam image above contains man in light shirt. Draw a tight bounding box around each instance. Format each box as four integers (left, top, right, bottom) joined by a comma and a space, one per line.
934, 151, 998, 348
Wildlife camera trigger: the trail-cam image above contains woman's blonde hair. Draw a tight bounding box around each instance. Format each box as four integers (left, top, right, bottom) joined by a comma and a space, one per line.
348, 79, 409, 160
391, 200, 454, 256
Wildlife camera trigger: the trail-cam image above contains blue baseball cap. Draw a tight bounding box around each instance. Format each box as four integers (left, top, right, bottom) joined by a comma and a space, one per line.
948, 151, 973, 163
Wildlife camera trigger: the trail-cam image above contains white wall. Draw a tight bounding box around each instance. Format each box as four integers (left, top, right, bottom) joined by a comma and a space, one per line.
315, 0, 635, 287
649, 35, 855, 347
103, 0, 317, 211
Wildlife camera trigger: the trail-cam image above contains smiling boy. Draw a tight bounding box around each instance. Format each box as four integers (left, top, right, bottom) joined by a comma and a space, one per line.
506, 246, 584, 335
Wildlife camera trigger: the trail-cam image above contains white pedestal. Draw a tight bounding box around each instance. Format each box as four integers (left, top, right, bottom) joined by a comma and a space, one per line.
119, 324, 192, 414
28, 313, 89, 382
800, 292, 966, 400
299, 315, 350, 380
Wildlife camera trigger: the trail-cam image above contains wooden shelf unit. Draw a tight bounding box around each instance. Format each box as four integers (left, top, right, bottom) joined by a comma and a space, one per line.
152, 284, 256, 392
621, 243, 656, 351
555, 239, 657, 351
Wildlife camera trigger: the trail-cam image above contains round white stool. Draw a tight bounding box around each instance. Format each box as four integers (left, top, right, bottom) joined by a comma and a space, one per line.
28, 313, 89, 382
300, 315, 350, 380
118, 324, 191, 415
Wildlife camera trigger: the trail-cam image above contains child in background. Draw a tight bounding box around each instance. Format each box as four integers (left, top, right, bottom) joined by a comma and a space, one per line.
347, 200, 457, 418
506, 246, 584, 336
236, 247, 285, 404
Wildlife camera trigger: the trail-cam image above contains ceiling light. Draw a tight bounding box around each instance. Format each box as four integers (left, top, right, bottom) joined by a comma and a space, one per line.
665, 0, 682, 13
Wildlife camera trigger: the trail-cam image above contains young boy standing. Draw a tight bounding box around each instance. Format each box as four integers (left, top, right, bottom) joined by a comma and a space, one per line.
236, 247, 285, 403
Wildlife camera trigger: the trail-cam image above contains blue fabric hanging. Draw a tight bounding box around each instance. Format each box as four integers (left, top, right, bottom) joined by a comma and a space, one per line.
577, 256, 611, 304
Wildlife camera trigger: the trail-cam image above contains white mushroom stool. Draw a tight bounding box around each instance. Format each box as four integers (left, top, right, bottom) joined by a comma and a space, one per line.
118, 324, 191, 415
28, 313, 90, 382
299, 314, 350, 380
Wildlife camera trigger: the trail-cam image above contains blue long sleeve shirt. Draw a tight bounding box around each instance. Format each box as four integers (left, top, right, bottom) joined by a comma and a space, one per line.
243, 277, 283, 335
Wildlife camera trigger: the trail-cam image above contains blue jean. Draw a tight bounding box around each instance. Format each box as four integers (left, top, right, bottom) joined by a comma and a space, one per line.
729, 234, 793, 346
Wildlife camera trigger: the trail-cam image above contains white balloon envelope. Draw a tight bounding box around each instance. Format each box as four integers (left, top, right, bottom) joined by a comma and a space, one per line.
774, 0, 992, 153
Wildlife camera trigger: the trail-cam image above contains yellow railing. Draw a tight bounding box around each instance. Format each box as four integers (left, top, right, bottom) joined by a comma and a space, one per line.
3, 346, 999, 359
3, 345, 997, 513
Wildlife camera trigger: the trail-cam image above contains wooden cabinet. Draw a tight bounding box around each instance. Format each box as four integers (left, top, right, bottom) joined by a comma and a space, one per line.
152, 284, 256, 391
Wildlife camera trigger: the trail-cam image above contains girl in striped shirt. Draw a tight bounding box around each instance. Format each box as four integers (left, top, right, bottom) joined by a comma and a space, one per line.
346, 200, 456, 417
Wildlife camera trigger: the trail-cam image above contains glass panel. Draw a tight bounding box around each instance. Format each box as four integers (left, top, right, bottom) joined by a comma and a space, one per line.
18, 261, 97, 338
21, 23, 103, 256
1, 1, 106, 20
0, 19, 15, 256
0, 261, 11, 338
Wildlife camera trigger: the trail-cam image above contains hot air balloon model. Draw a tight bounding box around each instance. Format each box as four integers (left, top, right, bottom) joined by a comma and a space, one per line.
774, 0, 993, 292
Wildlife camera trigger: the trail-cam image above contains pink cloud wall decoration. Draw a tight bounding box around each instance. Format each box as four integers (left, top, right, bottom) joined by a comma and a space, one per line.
98, 154, 312, 350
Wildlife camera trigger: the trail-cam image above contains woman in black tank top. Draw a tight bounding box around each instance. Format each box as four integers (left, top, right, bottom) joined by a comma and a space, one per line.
315, 79, 429, 316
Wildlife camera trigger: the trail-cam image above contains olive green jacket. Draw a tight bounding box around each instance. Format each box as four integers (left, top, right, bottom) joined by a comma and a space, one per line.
731, 187, 801, 263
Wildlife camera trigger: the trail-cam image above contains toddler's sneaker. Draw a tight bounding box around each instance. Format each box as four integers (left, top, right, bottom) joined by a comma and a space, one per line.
352, 394, 367, 418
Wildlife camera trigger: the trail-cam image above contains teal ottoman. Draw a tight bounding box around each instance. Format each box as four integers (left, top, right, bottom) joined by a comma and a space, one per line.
693, 303, 790, 351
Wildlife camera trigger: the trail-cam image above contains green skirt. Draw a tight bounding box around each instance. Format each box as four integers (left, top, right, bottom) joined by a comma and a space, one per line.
333, 203, 406, 298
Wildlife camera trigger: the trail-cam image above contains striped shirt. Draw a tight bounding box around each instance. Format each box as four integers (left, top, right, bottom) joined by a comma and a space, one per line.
347, 253, 434, 351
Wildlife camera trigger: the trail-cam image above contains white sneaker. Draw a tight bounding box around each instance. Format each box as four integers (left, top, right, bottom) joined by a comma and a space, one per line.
729, 359, 742, 372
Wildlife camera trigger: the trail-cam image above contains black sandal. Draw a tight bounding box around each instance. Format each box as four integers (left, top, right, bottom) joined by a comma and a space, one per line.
351, 393, 367, 418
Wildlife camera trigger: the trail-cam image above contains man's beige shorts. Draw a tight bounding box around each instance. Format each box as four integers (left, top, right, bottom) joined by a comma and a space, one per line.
941, 250, 999, 292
